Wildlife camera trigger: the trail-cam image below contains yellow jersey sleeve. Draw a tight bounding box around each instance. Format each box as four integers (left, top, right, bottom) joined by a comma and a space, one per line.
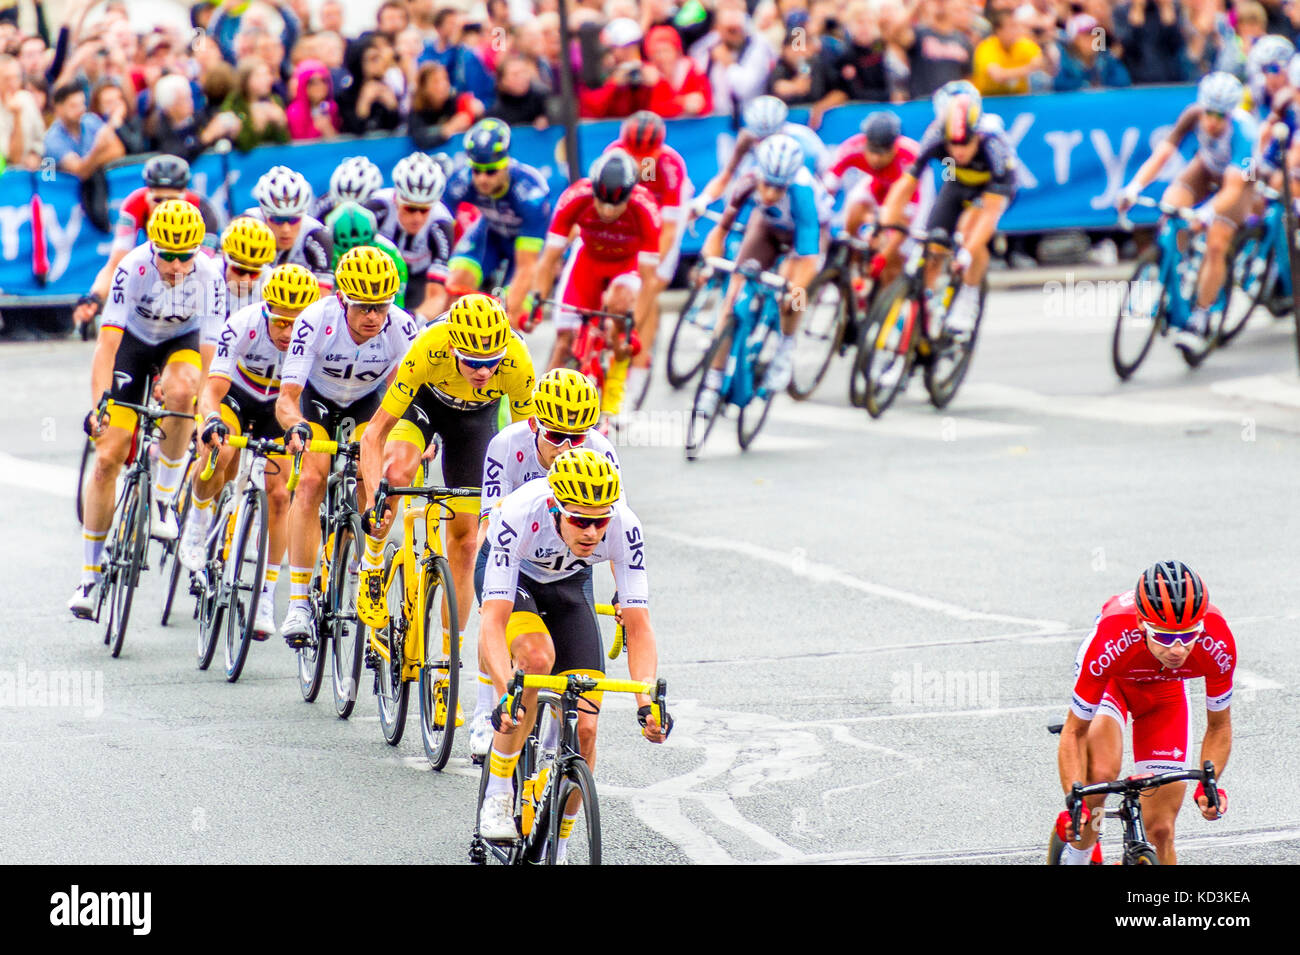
503, 333, 536, 422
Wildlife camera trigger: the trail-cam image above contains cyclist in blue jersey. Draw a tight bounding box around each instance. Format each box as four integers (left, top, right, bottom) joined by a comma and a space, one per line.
1117, 72, 1258, 351
696, 134, 823, 414
442, 118, 553, 326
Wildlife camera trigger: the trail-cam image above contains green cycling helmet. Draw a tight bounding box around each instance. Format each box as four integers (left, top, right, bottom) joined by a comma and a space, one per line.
332, 201, 378, 253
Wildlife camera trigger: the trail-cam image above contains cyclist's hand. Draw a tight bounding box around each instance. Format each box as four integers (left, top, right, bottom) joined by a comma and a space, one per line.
284, 421, 312, 455
1056, 805, 1089, 843
200, 413, 229, 449
638, 705, 672, 743
1195, 781, 1228, 820
84, 407, 108, 439
73, 293, 102, 325
1116, 185, 1138, 213
490, 692, 519, 733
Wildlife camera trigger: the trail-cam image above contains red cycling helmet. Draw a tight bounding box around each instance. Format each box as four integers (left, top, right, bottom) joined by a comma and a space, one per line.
1134, 560, 1208, 630
620, 110, 666, 156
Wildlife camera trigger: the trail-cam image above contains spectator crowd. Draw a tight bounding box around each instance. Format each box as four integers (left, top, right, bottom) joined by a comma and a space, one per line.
1, 0, 1299, 178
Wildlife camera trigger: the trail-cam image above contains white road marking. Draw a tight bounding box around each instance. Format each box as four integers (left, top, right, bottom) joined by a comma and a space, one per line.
768, 401, 1035, 441
960, 382, 1244, 426
651, 527, 1068, 632
1210, 374, 1300, 409
0, 451, 76, 498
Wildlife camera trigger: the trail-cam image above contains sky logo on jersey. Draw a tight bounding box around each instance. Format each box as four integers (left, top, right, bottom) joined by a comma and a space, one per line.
624, 526, 643, 571
1087, 628, 1143, 678
1199, 635, 1234, 674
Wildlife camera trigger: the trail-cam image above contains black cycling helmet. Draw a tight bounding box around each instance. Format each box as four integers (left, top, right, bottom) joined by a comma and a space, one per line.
143, 154, 191, 190
861, 111, 902, 151
589, 149, 639, 205
1135, 560, 1209, 631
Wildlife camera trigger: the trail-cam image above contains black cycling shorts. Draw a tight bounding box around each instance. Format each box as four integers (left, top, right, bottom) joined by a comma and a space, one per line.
301, 382, 382, 443
926, 179, 1017, 237
392, 386, 497, 490
220, 383, 281, 440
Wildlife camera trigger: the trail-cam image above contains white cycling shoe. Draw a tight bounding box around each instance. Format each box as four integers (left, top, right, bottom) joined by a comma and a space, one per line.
694, 387, 721, 420
253, 598, 277, 640
68, 579, 101, 619
177, 513, 210, 572
479, 792, 519, 842
469, 712, 494, 763
150, 500, 179, 541
281, 604, 315, 647
762, 346, 794, 392
943, 288, 979, 339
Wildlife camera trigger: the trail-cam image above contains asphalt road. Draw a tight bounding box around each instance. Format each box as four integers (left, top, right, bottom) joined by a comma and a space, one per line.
3, 283, 1299, 865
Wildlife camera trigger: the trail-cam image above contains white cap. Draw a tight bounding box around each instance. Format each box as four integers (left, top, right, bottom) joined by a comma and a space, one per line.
602, 17, 644, 48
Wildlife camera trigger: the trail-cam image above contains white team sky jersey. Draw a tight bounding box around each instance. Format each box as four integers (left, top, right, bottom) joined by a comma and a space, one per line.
243, 208, 332, 282
367, 188, 454, 275
482, 478, 648, 607
102, 243, 226, 347
209, 302, 285, 400
279, 295, 419, 405
479, 421, 621, 519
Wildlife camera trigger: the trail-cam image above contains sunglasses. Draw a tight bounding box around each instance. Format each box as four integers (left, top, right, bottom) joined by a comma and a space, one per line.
454, 348, 505, 370
230, 262, 263, 278
268, 215, 302, 226
540, 428, 586, 447
554, 502, 612, 530
156, 249, 196, 262
1204, 110, 1227, 120
1143, 623, 1204, 648
471, 164, 506, 177
343, 298, 392, 314
1262, 63, 1284, 75
400, 204, 433, 215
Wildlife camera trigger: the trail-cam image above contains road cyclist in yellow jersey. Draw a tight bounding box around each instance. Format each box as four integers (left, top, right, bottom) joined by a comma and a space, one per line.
358, 293, 536, 723
467, 368, 621, 761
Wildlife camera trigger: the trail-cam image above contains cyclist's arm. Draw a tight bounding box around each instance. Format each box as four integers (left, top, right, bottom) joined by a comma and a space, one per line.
505, 242, 541, 318
880, 173, 918, 228
274, 382, 306, 433
359, 407, 400, 504
1201, 705, 1231, 778
197, 374, 232, 423
88, 248, 129, 301
1127, 140, 1178, 196
1056, 710, 1090, 794
532, 241, 565, 302
479, 598, 514, 698
621, 605, 660, 708
89, 326, 124, 405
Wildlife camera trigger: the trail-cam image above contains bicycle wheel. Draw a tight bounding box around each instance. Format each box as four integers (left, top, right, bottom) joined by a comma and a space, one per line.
330, 514, 364, 718
847, 298, 884, 409
546, 757, 601, 865
296, 530, 330, 703
1220, 224, 1272, 346
1125, 846, 1160, 865
76, 436, 93, 525
196, 487, 233, 671
419, 554, 460, 770
470, 748, 526, 865
737, 317, 782, 451
376, 549, 410, 744
224, 488, 268, 684
858, 280, 917, 418
787, 270, 846, 401
684, 314, 734, 461
105, 473, 149, 658
666, 278, 723, 388
1112, 248, 1165, 381
159, 470, 193, 626
924, 278, 986, 410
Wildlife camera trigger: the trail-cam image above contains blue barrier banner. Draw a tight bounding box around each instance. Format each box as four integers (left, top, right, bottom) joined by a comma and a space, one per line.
0, 85, 1200, 297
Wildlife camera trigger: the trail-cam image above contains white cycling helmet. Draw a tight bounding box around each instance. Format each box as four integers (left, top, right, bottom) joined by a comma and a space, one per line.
254, 165, 313, 217
392, 152, 447, 206
932, 79, 981, 121
330, 156, 383, 204
755, 133, 804, 188
1197, 71, 1244, 114
1249, 34, 1295, 77
743, 95, 790, 139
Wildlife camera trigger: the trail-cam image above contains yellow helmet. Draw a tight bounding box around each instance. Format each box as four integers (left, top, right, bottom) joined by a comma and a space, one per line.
263, 264, 320, 311
533, 369, 600, 433
335, 246, 400, 303
445, 293, 511, 357
147, 199, 205, 253
547, 448, 620, 509
221, 216, 276, 268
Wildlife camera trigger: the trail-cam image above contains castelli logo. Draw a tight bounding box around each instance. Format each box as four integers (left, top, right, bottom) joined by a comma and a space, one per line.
532, 522, 539, 532
139, 266, 146, 275
325, 326, 333, 335
249, 329, 256, 339
517, 450, 525, 462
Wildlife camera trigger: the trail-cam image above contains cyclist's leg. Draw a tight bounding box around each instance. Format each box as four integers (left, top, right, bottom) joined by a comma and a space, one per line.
1160, 160, 1209, 257
546, 240, 584, 372
1059, 685, 1127, 863
283, 389, 340, 632
599, 272, 639, 418
1196, 171, 1251, 310
703, 220, 781, 397
153, 337, 201, 523
447, 216, 491, 293
922, 181, 968, 290
1131, 682, 1192, 865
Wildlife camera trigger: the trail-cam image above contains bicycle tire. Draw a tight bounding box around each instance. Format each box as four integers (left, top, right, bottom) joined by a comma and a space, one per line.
787, 269, 846, 401
224, 487, 268, 683
1220, 224, 1271, 346
419, 553, 460, 770
684, 314, 734, 461
470, 748, 526, 865
296, 528, 330, 703
329, 514, 364, 718
737, 317, 782, 451
197, 486, 233, 671
859, 280, 917, 418
666, 278, 723, 389
159, 467, 193, 626
105, 472, 148, 658
847, 299, 883, 409
376, 548, 410, 744
546, 757, 601, 865
924, 277, 986, 410
76, 436, 93, 525
1111, 248, 1165, 381
1125, 846, 1160, 865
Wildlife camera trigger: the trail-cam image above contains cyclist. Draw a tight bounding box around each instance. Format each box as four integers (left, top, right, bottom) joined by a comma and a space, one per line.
70, 201, 225, 616
827, 111, 930, 291
879, 88, 1019, 340
178, 264, 322, 639
1054, 561, 1232, 866
328, 201, 409, 308
442, 118, 552, 325
695, 134, 822, 414
692, 95, 829, 212
531, 150, 661, 427
356, 294, 536, 701
246, 165, 335, 291
467, 368, 620, 760
1116, 72, 1256, 352
312, 155, 384, 221
276, 247, 419, 646
73, 154, 223, 335
219, 216, 277, 317
1246, 34, 1294, 122
604, 111, 693, 408
365, 152, 455, 321
476, 448, 670, 848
